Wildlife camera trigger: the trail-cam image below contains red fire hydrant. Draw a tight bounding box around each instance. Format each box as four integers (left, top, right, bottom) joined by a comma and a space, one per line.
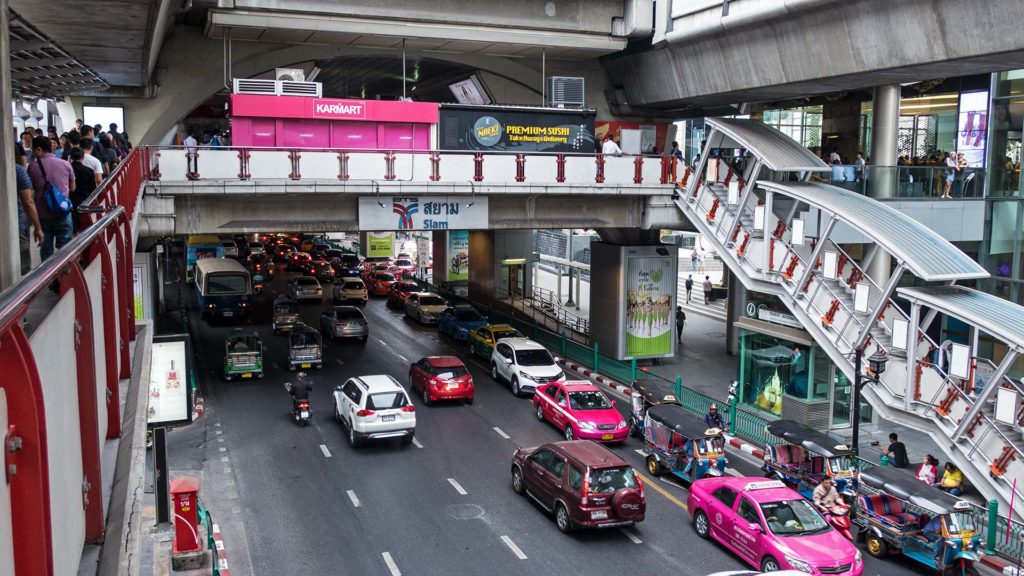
170, 477, 201, 554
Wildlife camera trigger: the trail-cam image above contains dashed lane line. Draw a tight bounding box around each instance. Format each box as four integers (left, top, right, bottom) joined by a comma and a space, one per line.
411, 437, 424, 449
346, 490, 361, 508
634, 449, 646, 457
319, 444, 332, 458
335, 359, 344, 366
381, 552, 401, 576
493, 427, 511, 440
447, 478, 468, 495
619, 527, 642, 544
635, 469, 687, 511
500, 536, 528, 560
378, 339, 388, 346
397, 354, 408, 362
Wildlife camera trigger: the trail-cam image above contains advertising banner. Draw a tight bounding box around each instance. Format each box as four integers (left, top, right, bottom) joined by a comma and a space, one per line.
447, 231, 469, 281
366, 232, 394, 258
957, 91, 989, 167
359, 196, 488, 231
416, 236, 431, 274
148, 334, 193, 428
439, 104, 595, 153
133, 264, 147, 320
625, 255, 675, 357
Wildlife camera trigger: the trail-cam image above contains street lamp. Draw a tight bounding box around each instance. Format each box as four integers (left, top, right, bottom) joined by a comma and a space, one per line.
565, 232, 575, 307
851, 347, 889, 455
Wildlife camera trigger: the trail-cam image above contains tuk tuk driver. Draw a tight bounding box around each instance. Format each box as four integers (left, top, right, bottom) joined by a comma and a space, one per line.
920, 514, 944, 560
232, 339, 249, 353
704, 404, 724, 429
812, 477, 843, 514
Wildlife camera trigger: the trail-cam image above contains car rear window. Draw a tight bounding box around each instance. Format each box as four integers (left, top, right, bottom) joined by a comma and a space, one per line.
395, 259, 413, 267
455, 309, 484, 321
586, 466, 637, 494
399, 282, 418, 291
515, 349, 554, 366
367, 392, 408, 410
568, 391, 612, 410
434, 366, 468, 379
336, 309, 365, 320
420, 296, 445, 306
375, 273, 395, 281
296, 278, 319, 286
341, 255, 360, 265
493, 329, 523, 340
343, 281, 364, 290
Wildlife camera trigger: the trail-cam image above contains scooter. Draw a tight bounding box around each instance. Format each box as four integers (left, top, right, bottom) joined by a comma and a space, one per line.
820, 500, 853, 540
292, 399, 311, 427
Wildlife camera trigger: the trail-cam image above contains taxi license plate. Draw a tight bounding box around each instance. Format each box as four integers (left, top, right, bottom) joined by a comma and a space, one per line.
241, 373, 252, 379
381, 415, 396, 422
446, 383, 458, 390
301, 363, 312, 368
601, 434, 614, 440
299, 410, 309, 418
223, 311, 234, 317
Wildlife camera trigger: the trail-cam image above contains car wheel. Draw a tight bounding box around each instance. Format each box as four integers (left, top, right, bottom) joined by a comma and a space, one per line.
422, 387, 432, 406
348, 425, 361, 448
360, 335, 368, 343
563, 425, 574, 441
511, 466, 525, 495
535, 403, 545, 421
491, 362, 499, 381
511, 378, 521, 396
865, 532, 888, 558
555, 504, 573, 533
628, 418, 640, 438
760, 556, 781, 573
693, 510, 711, 539
646, 456, 662, 477
401, 435, 413, 446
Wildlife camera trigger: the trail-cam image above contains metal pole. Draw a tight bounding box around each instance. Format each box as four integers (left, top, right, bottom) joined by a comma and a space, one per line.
985, 499, 999, 555
402, 38, 406, 99
541, 48, 546, 106
593, 342, 599, 372
154, 427, 170, 524
574, 267, 581, 311
631, 358, 637, 382
675, 375, 682, 402
851, 349, 862, 456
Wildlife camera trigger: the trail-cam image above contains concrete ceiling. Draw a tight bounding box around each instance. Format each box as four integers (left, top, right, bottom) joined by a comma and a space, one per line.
7, 14, 108, 97
9, 0, 176, 87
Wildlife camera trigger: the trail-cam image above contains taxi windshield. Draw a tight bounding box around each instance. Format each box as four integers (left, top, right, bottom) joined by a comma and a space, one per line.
946, 511, 978, 535
493, 329, 523, 340
697, 436, 726, 455
760, 499, 829, 536
568, 390, 612, 410
395, 259, 413, 267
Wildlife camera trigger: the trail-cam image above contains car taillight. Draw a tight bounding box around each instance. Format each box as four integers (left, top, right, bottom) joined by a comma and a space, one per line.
355, 409, 375, 417
206, 304, 216, 309
581, 473, 591, 506
401, 405, 415, 413
635, 473, 645, 498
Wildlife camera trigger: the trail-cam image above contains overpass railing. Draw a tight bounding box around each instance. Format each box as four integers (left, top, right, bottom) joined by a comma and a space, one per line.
144, 146, 680, 188
0, 148, 144, 576
819, 164, 987, 198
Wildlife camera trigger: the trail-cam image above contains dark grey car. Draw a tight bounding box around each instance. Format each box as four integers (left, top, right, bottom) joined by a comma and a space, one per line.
320, 306, 369, 342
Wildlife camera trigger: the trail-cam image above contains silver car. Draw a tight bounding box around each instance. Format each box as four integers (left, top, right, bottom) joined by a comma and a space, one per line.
287, 276, 323, 302
320, 306, 369, 342
405, 292, 448, 324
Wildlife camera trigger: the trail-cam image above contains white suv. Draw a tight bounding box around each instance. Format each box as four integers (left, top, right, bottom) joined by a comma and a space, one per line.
333, 277, 368, 304
490, 338, 565, 397
333, 375, 416, 447
405, 292, 448, 324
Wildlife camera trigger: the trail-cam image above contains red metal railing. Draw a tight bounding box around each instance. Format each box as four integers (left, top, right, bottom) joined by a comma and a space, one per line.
0, 148, 144, 576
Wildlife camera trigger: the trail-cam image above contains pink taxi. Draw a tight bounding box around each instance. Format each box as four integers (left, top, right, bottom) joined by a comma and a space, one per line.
688, 477, 863, 576
533, 381, 628, 442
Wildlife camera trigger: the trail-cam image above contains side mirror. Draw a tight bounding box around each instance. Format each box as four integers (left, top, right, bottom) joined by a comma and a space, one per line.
504, 357, 513, 365
558, 399, 567, 407
748, 522, 762, 533
553, 356, 562, 363
334, 385, 342, 392
611, 399, 617, 407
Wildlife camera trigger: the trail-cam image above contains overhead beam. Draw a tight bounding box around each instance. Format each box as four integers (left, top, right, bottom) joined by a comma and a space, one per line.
9, 38, 50, 52
11, 66, 88, 80
11, 56, 74, 69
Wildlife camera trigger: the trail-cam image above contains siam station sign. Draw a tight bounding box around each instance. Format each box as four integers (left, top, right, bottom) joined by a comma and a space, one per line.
359, 196, 489, 231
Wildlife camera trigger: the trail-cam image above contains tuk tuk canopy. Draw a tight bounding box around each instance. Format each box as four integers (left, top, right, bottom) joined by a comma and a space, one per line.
226, 332, 261, 352
632, 377, 680, 407
859, 465, 967, 517
289, 324, 321, 346
273, 297, 300, 314
766, 419, 852, 458
646, 403, 722, 439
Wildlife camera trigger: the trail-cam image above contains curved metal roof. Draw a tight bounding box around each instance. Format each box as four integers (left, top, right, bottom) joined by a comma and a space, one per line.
897, 285, 1024, 353
756, 181, 989, 282
705, 118, 830, 172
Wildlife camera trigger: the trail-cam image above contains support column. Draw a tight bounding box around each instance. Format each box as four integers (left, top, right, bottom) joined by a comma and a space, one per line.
868, 84, 900, 285
725, 268, 746, 356
0, 1, 18, 290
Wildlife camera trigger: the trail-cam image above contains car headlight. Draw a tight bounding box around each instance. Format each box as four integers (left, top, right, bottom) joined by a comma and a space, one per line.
519, 371, 538, 381
457, 327, 468, 335
578, 421, 596, 431
784, 556, 813, 574
555, 370, 565, 380
616, 420, 627, 429
855, 550, 862, 564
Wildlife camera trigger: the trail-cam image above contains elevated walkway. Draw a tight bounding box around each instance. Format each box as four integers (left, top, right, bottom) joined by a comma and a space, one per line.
672, 117, 1024, 518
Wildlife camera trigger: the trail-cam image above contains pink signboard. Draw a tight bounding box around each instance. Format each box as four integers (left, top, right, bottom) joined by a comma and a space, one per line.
230, 94, 438, 124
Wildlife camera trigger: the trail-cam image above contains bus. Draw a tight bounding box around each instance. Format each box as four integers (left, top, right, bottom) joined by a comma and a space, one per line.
195, 258, 252, 320
186, 235, 225, 281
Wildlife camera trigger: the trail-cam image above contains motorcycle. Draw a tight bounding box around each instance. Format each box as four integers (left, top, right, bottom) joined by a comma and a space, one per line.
292, 399, 311, 427
819, 499, 853, 540
252, 273, 265, 295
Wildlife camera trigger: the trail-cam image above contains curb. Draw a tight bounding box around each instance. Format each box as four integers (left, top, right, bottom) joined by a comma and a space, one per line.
979, 553, 1010, 572
557, 358, 766, 461
212, 523, 231, 576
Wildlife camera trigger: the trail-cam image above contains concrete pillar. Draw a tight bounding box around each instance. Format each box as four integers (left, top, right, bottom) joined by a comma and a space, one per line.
574, 268, 581, 310
725, 268, 746, 356
0, 1, 19, 291
867, 84, 900, 285
556, 263, 562, 302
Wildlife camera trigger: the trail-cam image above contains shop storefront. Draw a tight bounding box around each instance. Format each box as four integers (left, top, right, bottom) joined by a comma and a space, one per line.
735, 307, 872, 431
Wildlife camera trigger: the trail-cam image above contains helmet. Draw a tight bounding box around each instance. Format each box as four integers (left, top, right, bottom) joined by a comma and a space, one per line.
709, 403, 718, 411
296, 372, 307, 380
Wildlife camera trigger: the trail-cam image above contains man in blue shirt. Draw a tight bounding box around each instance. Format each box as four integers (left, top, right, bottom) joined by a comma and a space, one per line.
14, 146, 44, 273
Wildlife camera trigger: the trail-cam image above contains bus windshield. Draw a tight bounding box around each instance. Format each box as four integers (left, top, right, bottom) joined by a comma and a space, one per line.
207, 273, 248, 295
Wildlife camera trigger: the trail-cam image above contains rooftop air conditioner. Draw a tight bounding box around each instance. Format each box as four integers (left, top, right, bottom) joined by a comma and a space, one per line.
546, 76, 585, 109
275, 68, 305, 82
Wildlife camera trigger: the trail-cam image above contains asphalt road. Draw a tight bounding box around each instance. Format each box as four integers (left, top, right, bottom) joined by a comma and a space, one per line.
174, 266, 940, 576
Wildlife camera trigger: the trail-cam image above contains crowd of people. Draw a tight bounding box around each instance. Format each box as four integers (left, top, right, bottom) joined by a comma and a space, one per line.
12, 119, 132, 274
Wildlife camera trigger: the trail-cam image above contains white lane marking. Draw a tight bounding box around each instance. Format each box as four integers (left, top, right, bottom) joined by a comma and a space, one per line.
381, 552, 401, 576
219, 447, 227, 452
619, 527, 643, 544
725, 468, 741, 477
378, 339, 388, 346
335, 359, 344, 366
215, 430, 223, 435
634, 449, 646, 456
319, 444, 332, 458
397, 354, 408, 362
448, 478, 468, 495
493, 427, 511, 439
500, 535, 528, 560
411, 437, 423, 449
346, 490, 361, 508
659, 477, 687, 491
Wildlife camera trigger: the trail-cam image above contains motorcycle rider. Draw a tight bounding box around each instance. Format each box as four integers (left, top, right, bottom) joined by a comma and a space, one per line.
703, 403, 725, 429
812, 476, 843, 514
288, 371, 312, 413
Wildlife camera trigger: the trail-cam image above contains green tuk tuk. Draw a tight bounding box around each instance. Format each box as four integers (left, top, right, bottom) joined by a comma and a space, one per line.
224, 331, 263, 381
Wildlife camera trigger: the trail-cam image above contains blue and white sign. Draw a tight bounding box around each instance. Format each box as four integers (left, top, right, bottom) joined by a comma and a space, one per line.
359, 196, 489, 231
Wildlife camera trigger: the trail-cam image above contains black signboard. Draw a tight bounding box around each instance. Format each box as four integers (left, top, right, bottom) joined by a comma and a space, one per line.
439, 104, 596, 153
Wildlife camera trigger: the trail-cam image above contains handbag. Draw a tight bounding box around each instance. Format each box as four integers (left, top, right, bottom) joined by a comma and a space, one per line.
37, 157, 73, 216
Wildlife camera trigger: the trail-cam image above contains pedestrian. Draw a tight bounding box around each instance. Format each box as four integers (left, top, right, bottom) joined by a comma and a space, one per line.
68, 148, 96, 232
27, 136, 75, 261
685, 274, 694, 303
79, 138, 105, 186
916, 454, 939, 486
108, 123, 128, 157
74, 118, 83, 131
690, 249, 698, 272
828, 147, 841, 165
13, 146, 44, 274
938, 462, 964, 496
209, 132, 222, 147
942, 151, 956, 198
184, 129, 199, 177
675, 306, 685, 343
601, 134, 622, 157
854, 151, 866, 182
703, 275, 713, 305
880, 432, 909, 468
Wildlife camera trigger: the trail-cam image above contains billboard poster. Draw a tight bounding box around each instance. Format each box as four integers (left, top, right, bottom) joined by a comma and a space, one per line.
148, 335, 193, 428
367, 232, 394, 258
439, 104, 595, 153
416, 236, 431, 274
957, 90, 989, 167
359, 196, 488, 231
133, 264, 146, 320
625, 256, 675, 357
447, 231, 469, 281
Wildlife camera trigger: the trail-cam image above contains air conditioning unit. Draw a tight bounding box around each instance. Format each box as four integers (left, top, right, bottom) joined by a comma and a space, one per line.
275, 68, 305, 82
546, 76, 585, 109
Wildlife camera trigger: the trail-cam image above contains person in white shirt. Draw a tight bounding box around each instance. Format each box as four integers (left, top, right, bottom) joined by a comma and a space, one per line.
601, 135, 622, 157
184, 130, 199, 175
79, 138, 105, 186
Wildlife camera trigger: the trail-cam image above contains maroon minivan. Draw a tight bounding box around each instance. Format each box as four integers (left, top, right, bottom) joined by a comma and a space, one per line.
511, 440, 645, 532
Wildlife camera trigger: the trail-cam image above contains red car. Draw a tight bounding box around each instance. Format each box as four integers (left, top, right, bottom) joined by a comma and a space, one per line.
409, 356, 474, 405
533, 381, 628, 443
365, 271, 396, 296
287, 251, 312, 271
387, 280, 421, 308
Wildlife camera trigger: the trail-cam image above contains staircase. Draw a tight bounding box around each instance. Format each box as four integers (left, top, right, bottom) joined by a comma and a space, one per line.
672, 133, 1024, 517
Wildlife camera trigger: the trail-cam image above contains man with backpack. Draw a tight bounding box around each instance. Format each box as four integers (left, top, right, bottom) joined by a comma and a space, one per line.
27, 136, 75, 261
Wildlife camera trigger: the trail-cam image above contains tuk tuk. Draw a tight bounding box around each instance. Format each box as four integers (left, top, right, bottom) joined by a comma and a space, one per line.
288, 323, 322, 371
272, 297, 301, 334
763, 419, 860, 499
853, 465, 980, 575
223, 331, 263, 381
643, 402, 727, 482
628, 376, 680, 438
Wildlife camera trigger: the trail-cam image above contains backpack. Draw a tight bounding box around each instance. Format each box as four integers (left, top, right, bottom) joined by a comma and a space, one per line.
37, 158, 73, 216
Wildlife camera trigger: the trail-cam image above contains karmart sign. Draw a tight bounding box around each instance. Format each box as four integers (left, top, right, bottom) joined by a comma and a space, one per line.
312, 99, 367, 119
359, 196, 488, 231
